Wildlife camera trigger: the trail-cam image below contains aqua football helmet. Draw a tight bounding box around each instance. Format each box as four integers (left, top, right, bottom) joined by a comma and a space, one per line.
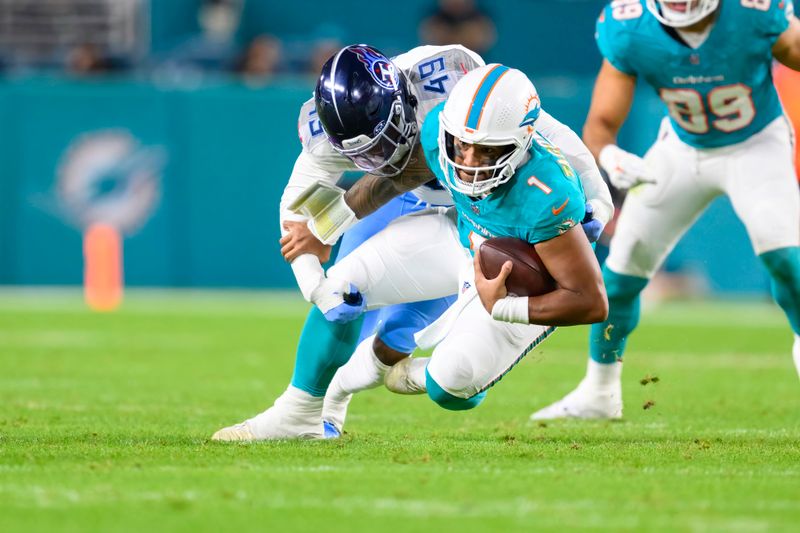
646, 0, 719, 28
438, 64, 540, 196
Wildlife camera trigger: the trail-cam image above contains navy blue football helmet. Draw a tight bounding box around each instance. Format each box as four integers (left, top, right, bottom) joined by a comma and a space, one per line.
315, 44, 418, 177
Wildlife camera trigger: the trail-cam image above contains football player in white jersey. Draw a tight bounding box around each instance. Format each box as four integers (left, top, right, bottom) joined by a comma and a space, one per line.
212, 44, 613, 441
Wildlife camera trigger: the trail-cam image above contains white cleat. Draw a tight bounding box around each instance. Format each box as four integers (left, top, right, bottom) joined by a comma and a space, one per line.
531, 380, 623, 421
793, 335, 800, 380
211, 386, 324, 441
385, 357, 429, 395
212, 423, 256, 442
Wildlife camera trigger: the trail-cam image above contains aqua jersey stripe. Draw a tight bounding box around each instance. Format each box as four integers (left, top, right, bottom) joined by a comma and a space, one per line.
465, 65, 510, 130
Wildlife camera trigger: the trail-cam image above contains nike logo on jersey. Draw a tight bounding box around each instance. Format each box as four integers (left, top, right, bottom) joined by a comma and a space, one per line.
552, 199, 569, 216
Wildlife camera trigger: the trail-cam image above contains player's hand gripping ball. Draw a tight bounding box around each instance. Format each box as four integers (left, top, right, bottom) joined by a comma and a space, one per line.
478, 238, 556, 296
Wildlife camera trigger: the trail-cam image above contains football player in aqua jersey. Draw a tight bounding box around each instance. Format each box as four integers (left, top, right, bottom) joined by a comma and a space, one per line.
532, 0, 800, 421
325, 64, 607, 413
212, 45, 613, 441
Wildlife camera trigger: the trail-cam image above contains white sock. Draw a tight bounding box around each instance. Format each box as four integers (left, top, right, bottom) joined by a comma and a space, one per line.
793, 335, 800, 380
323, 335, 391, 430
334, 335, 392, 396
583, 359, 622, 391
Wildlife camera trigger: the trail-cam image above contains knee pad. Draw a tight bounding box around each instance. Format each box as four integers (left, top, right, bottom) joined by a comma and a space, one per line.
425, 369, 486, 411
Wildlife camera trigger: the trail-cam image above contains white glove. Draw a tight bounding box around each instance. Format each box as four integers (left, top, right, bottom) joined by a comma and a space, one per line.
598, 144, 656, 190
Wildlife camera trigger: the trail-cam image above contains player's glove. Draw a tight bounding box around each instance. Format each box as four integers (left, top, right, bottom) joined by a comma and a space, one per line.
310, 278, 366, 323
598, 144, 656, 190
581, 202, 604, 243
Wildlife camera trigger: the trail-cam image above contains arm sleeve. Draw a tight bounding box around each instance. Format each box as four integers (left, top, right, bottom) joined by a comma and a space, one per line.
535, 110, 614, 226
279, 133, 354, 301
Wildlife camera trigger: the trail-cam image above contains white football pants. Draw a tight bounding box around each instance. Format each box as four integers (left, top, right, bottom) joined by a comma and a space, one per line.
608, 117, 799, 279
328, 207, 556, 399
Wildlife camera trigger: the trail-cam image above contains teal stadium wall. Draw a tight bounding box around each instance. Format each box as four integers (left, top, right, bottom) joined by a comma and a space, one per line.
0, 0, 774, 293
0, 76, 770, 293
0, 78, 311, 288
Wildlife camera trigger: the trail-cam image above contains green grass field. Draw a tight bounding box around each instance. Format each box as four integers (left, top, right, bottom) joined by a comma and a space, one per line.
1, 290, 799, 532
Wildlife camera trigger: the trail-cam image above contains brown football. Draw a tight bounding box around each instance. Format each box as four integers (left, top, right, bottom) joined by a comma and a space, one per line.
478, 238, 556, 297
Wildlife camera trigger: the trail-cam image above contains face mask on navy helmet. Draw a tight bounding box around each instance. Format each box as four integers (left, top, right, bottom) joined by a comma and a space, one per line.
314, 44, 418, 177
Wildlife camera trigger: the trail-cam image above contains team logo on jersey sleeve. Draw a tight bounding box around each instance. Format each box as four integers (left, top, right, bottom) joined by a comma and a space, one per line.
351, 46, 399, 90
557, 218, 577, 235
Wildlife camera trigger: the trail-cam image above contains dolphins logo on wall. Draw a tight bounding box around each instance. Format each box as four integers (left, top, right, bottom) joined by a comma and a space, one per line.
57, 130, 166, 234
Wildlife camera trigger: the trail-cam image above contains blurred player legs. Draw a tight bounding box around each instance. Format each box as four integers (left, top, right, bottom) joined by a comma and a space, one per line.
289, 193, 421, 398
214, 197, 459, 441
534, 117, 800, 420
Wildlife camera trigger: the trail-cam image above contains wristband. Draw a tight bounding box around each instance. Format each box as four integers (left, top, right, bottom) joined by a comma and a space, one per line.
491, 296, 530, 324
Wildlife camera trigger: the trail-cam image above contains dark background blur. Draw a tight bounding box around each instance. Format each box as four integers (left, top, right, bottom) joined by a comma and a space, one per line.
0, 0, 793, 296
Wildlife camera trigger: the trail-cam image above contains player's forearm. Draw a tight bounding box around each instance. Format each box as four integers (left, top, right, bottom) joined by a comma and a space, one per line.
280, 180, 324, 299
527, 283, 608, 326
343, 171, 433, 218
773, 18, 800, 71
279, 153, 343, 297
280, 151, 345, 219
582, 61, 636, 159
289, 254, 325, 301
343, 174, 403, 218
774, 43, 800, 70
582, 118, 620, 161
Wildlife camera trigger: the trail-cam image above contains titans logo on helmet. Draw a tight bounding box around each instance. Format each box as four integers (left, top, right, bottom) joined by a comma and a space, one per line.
351, 45, 399, 91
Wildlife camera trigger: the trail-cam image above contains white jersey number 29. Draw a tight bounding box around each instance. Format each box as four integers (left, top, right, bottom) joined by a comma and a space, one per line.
659, 84, 755, 134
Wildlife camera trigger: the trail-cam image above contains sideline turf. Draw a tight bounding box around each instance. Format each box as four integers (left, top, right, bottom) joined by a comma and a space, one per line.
1, 290, 799, 532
